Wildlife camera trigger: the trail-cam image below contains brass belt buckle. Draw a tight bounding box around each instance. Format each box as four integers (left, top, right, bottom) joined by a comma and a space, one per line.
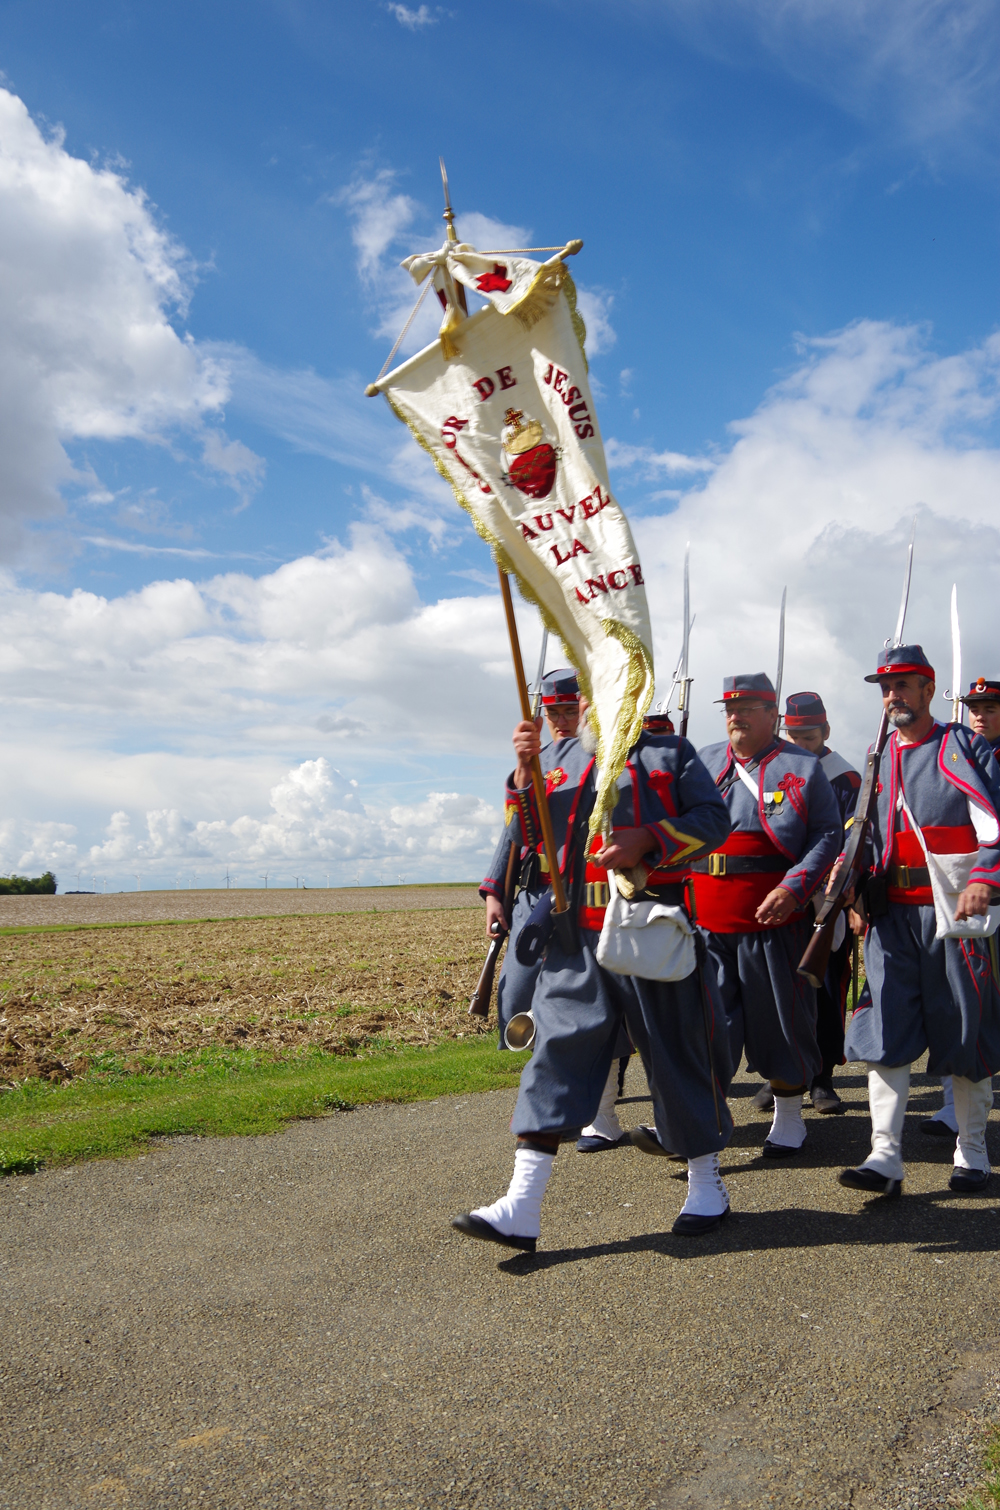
897, 864, 910, 889
708, 852, 727, 877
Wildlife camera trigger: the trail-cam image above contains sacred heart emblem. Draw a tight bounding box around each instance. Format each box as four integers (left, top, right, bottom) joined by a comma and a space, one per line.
501, 408, 557, 500
476, 263, 512, 294
546, 767, 568, 792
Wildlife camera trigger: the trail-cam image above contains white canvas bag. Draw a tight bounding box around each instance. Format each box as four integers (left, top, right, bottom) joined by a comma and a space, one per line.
899, 790, 1000, 941
596, 868, 697, 982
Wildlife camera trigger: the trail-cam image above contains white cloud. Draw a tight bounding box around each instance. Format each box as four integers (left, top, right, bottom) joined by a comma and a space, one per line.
575, 287, 617, 357
0, 87, 228, 558
634, 319, 1000, 755
657, 0, 1000, 155
606, 438, 716, 478
387, 4, 437, 29
4, 318, 1000, 885
201, 429, 266, 508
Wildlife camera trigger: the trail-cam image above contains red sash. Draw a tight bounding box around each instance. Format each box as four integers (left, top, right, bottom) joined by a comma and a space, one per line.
690, 831, 794, 934
887, 822, 976, 905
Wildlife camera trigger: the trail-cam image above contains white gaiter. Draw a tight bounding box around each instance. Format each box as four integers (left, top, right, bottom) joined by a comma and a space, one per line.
864, 1063, 910, 1181
471, 1148, 554, 1239
952, 1075, 993, 1175
580, 1061, 624, 1143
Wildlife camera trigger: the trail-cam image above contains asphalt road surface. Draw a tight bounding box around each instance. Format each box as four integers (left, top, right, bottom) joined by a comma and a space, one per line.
3, 1060, 1000, 1509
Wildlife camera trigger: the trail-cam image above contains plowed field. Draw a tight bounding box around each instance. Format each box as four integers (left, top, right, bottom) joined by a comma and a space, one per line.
0, 907, 490, 1085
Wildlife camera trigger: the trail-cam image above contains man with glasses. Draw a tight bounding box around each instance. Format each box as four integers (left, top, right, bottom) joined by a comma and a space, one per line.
689, 673, 842, 1158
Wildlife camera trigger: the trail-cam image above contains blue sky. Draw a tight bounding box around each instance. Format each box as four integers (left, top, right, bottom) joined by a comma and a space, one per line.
0, 0, 998, 886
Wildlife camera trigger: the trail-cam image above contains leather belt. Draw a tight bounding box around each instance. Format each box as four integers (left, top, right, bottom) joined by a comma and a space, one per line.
584, 880, 687, 909
690, 855, 787, 877
889, 864, 931, 890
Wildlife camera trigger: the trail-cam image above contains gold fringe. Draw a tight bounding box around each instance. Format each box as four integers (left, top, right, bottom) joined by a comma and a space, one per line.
588, 620, 654, 837
561, 272, 589, 370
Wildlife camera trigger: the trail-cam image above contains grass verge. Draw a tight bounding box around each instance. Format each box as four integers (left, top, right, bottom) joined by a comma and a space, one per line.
0, 1037, 527, 1176
962, 1427, 1000, 1509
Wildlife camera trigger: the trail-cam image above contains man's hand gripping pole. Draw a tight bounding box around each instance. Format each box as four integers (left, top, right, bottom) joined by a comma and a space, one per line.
498, 569, 575, 953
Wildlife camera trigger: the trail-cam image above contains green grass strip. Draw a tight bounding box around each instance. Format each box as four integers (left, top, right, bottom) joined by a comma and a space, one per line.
961, 1426, 1000, 1509
0, 1038, 527, 1176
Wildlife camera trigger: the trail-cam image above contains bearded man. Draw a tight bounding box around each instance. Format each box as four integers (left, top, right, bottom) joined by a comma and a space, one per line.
692, 674, 842, 1158
840, 646, 1000, 1197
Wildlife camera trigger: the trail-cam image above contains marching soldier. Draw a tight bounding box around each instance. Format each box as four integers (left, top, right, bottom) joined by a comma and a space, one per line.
922, 676, 1000, 1138
778, 691, 862, 1115
692, 674, 842, 1157
453, 702, 733, 1249
840, 645, 1000, 1197
962, 677, 1000, 756
479, 670, 581, 1051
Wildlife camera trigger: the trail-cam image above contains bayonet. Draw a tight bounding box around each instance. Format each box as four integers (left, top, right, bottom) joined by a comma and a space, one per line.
892, 516, 916, 649
775, 586, 787, 708
679, 544, 693, 738
948, 583, 962, 724
530, 628, 550, 719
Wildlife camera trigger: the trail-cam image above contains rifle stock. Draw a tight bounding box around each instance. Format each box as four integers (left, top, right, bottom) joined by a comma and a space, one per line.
797, 710, 889, 988
798, 896, 845, 989
468, 927, 507, 1016
469, 838, 520, 1017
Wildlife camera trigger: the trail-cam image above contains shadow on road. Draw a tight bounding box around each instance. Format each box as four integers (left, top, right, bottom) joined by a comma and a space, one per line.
498, 1196, 1000, 1275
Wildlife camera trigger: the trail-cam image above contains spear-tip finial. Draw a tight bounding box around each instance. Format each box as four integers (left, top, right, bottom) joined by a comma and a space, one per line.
440, 156, 459, 243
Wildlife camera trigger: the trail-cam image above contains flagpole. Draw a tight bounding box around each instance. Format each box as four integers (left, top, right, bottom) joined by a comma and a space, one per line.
498, 569, 569, 919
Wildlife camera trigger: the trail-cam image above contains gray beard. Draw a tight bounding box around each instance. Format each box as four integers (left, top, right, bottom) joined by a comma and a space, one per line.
888, 704, 917, 727
580, 721, 598, 755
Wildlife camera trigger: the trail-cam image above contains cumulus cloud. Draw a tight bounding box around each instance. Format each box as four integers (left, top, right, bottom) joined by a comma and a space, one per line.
0, 758, 500, 888
4, 317, 1000, 885
633, 319, 1000, 753
0, 87, 229, 557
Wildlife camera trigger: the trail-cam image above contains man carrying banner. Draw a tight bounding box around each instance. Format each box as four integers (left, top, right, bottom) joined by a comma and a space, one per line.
839, 645, 1000, 1196
692, 674, 842, 1158
778, 691, 862, 1115
369, 200, 706, 1236
452, 705, 733, 1247
479, 670, 581, 1051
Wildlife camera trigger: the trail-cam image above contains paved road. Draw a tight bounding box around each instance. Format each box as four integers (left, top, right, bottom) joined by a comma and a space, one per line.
3, 1061, 1000, 1509
0, 885, 480, 929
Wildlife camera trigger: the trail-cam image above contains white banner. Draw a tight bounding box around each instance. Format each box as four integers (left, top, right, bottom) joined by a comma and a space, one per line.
373, 244, 654, 832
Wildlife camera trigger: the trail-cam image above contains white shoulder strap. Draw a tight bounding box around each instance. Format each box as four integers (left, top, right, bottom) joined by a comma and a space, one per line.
898, 788, 929, 862
734, 761, 760, 801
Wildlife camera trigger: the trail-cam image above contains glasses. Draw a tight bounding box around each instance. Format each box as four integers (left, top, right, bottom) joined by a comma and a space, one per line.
723, 702, 771, 716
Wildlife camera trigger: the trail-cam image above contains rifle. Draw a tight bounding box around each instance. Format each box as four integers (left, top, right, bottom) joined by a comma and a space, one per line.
797, 521, 915, 988
469, 837, 519, 1017
678, 544, 693, 739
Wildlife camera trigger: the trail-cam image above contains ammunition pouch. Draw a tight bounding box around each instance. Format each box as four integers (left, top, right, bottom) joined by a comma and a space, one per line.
859, 871, 889, 919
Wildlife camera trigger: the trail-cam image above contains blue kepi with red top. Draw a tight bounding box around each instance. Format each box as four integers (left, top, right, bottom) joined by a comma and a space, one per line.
714, 672, 777, 704
864, 644, 935, 683
539, 669, 579, 705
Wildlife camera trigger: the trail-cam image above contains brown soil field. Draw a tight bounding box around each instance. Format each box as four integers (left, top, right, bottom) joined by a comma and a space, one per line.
0, 883, 480, 928
0, 907, 493, 1086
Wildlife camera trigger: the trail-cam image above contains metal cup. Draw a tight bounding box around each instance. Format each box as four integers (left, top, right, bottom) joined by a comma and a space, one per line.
503, 1010, 536, 1051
